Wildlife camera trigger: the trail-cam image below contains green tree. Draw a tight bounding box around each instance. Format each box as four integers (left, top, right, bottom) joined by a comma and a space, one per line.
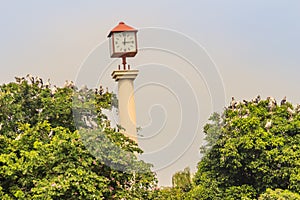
187, 170, 222, 200
191, 97, 300, 198
0, 76, 157, 199
258, 188, 300, 200
172, 167, 192, 192
152, 187, 186, 200
200, 112, 222, 154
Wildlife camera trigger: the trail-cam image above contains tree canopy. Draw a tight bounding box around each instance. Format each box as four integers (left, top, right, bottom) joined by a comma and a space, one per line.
190, 96, 300, 199
1, 76, 300, 199
0, 76, 157, 199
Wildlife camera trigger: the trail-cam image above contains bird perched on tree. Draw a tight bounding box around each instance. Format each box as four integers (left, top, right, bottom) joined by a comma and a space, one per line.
64, 80, 68, 88
296, 104, 300, 113
48, 130, 54, 138
241, 109, 250, 118
77, 94, 85, 104
99, 85, 104, 95
45, 78, 51, 89
15, 76, 25, 84
252, 95, 261, 104
281, 96, 287, 106
64, 80, 75, 89
230, 97, 237, 109
69, 81, 75, 89
267, 96, 277, 111
265, 120, 272, 130
36, 108, 43, 114
15, 76, 21, 83
51, 85, 58, 97
79, 85, 88, 93
26, 74, 35, 84
15, 134, 22, 141
39, 77, 43, 86
36, 77, 43, 88
94, 88, 98, 95
242, 100, 249, 106
287, 107, 295, 118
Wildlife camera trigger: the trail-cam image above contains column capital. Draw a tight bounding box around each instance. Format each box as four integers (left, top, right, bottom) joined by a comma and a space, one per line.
111, 70, 139, 81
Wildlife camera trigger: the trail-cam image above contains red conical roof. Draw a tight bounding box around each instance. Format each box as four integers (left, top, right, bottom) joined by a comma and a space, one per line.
107, 22, 137, 37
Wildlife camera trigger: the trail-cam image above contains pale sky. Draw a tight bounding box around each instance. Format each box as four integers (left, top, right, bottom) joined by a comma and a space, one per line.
1, 0, 300, 186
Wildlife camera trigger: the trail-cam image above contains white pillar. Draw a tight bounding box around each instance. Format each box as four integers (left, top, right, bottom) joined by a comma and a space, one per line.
112, 70, 139, 143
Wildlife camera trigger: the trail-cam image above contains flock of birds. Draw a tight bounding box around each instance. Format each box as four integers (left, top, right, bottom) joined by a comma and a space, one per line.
14, 74, 109, 97
228, 95, 300, 131
14, 74, 75, 96
11, 75, 113, 138
78, 84, 109, 96
13, 75, 300, 133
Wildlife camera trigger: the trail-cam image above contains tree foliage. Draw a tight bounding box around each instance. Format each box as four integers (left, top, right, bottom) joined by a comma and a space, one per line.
2, 77, 300, 199
258, 188, 300, 200
191, 97, 300, 199
172, 167, 192, 192
0, 76, 157, 199
151, 187, 186, 200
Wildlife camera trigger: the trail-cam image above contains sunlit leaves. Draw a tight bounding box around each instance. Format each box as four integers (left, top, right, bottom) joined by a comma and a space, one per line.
192, 98, 300, 198
0, 77, 157, 199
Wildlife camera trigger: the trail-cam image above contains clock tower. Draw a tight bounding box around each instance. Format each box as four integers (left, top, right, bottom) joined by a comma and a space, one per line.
108, 22, 139, 143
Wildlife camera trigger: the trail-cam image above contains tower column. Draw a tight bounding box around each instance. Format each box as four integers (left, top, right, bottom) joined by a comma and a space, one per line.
112, 70, 139, 142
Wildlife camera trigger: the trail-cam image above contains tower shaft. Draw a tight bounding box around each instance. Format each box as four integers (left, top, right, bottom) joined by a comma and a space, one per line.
112, 70, 139, 142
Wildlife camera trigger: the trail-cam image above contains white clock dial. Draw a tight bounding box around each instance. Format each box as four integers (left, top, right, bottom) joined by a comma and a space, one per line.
113, 32, 136, 53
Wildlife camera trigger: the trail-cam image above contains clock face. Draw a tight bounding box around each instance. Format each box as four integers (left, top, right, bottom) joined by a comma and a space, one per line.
113, 32, 136, 53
